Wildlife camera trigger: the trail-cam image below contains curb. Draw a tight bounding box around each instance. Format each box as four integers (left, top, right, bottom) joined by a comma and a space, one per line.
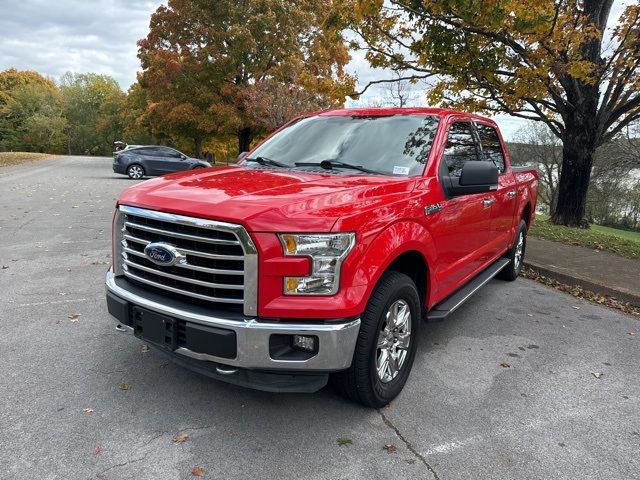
524, 260, 640, 307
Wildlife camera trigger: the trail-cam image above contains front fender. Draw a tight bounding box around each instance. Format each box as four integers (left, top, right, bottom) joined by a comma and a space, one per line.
349, 221, 436, 311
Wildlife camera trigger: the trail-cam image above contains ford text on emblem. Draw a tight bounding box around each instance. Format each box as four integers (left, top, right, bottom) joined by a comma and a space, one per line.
144, 243, 182, 266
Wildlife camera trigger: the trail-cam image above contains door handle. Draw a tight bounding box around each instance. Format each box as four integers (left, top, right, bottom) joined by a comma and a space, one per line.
483, 198, 495, 208
507, 190, 516, 199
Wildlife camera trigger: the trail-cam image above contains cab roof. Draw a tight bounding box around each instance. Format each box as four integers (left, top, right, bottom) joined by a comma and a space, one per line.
317, 107, 496, 125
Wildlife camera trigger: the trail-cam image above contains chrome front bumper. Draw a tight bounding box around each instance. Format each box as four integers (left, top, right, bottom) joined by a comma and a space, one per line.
105, 269, 360, 371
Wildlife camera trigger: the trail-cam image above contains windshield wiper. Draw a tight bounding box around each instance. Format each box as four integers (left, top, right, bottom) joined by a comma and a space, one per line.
295, 159, 380, 174
244, 156, 290, 168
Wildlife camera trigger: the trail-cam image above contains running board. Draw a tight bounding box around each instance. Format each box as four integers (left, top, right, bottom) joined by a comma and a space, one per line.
426, 258, 511, 321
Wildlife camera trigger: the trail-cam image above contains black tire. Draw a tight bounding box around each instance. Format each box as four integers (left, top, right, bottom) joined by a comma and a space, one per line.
332, 271, 421, 408
498, 219, 527, 281
127, 164, 145, 179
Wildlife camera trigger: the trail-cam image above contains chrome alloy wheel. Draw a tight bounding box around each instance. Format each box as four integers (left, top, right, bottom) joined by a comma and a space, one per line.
376, 299, 412, 383
514, 231, 524, 270
128, 165, 144, 179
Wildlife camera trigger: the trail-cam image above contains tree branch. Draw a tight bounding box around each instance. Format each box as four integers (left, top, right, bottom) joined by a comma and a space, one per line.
350, 74, 436, 97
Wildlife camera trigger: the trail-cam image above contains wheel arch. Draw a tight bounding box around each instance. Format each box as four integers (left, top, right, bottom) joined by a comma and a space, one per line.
386, 250, 429, 313
349, 221, 436, 313
520, 202, 532, 227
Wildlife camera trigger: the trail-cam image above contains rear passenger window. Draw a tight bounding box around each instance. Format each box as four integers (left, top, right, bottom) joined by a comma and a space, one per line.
134, 148, 152, 156
159, 148, 180, 158
476, 124, 506, 173
442, 122, 478, 177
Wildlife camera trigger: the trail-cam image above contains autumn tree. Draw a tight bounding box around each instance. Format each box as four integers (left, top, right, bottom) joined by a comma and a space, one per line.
338, 0, 640, 227
0, 68, 66, 153
120, 80, 156, 146
243, 80, 335, 132
60, 72, 125, 155
137, 0, 354, 157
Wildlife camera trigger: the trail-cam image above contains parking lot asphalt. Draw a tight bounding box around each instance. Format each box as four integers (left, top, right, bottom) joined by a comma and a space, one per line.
0, 156, 639, 480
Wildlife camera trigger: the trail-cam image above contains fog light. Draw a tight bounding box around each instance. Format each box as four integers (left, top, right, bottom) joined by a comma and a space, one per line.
292, 334, 317, 352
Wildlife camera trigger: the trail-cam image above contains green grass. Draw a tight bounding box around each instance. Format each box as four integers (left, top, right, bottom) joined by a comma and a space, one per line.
590, 224, 640, 242
0, 152, 56, 168
531, 214, 640, 259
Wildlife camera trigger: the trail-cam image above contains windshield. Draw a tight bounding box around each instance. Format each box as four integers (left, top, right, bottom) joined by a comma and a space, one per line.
245, 114, 440, 177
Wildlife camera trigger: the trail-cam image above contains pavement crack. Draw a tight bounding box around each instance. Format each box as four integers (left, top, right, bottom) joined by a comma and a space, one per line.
95, 453, 150, 480
94, 430, 167, 479
377, 409, 441, 480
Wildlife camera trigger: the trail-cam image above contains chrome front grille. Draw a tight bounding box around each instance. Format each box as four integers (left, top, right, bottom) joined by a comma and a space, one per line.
114, 205, 258, 316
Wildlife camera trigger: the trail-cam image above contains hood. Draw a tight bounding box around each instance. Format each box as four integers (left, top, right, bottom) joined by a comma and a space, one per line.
117, 165, 416, 232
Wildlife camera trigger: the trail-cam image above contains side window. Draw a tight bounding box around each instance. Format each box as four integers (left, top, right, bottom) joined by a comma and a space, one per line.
442, 122, 479, 177
133, 148, 151, 156
159, 147, 181, 158
476, 124, 506, 173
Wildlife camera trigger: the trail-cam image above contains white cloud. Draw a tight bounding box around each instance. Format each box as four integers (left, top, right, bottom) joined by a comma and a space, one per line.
0, 0, 161, 89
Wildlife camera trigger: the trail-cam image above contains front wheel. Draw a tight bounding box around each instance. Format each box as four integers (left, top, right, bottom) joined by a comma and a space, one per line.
332, 271, 421, 408
498, 219, 527, 281
127, 164, 145, 180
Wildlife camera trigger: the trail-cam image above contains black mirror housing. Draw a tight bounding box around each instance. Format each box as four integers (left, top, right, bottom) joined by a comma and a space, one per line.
237, 151, 248, 160
447, 161, 499, 196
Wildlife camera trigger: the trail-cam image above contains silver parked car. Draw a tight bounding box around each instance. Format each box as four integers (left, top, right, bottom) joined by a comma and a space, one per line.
113, 146, 211, 179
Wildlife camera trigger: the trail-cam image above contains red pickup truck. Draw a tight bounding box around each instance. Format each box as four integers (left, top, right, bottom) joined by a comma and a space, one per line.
106, 107, 538, 407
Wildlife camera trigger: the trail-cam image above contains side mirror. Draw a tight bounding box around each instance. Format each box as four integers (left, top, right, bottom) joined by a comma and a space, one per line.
237, 151, 248, 160
449, 161, 498, 196
180, 154, 187, 160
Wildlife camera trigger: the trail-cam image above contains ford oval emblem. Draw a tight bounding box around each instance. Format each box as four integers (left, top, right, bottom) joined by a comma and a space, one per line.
144, 243, 180, 266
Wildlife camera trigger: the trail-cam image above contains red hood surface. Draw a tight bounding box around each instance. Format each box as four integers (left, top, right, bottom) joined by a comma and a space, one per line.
117, 166, 416, 232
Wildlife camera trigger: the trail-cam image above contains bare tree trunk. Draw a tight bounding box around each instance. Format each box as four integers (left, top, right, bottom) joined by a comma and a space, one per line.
550, 187, 559, 217
194, 137, 202, 159
238, 127, 252, 155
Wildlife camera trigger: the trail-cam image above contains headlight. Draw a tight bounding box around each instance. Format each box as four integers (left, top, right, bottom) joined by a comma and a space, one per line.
278, 233, 355, 295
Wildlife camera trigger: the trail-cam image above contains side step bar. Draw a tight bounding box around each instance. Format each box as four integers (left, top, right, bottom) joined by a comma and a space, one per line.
426, 258, 511, 321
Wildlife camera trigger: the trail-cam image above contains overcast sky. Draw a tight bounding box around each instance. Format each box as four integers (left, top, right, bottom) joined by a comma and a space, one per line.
0, 0, 633, 140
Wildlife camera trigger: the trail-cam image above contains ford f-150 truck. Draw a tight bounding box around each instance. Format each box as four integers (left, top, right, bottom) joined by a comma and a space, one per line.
106, 107, 538, 407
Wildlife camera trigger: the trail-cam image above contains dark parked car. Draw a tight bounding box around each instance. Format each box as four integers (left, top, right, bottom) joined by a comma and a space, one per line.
113, 146, 211, 179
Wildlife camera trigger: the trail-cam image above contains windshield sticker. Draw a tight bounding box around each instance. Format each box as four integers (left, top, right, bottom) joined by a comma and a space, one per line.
393, 166, 410, 176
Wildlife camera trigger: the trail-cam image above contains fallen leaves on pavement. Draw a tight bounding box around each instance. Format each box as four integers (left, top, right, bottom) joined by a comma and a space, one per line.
141, 344, 150, 353
119, 383, 132, 391
628, 332, 637, 337
68, 313, 81, 322
172, 433, 190, 444
93, 447, 102, 455
383, 444, 397, 454
191, 466, 204, 477
500, 363, 511, 368
82, 407, 94, 413
337, 437, 352, 447
522, 267, 640, 317
591, 372, 604, 379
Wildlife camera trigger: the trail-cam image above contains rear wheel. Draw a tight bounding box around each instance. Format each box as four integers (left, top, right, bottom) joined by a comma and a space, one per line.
332, 271, 421, 408
127, 164, 145, 179
498, 220, 527, 281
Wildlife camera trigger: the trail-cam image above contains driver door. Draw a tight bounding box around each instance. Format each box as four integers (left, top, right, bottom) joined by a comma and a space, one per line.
429, 121, 495, 298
